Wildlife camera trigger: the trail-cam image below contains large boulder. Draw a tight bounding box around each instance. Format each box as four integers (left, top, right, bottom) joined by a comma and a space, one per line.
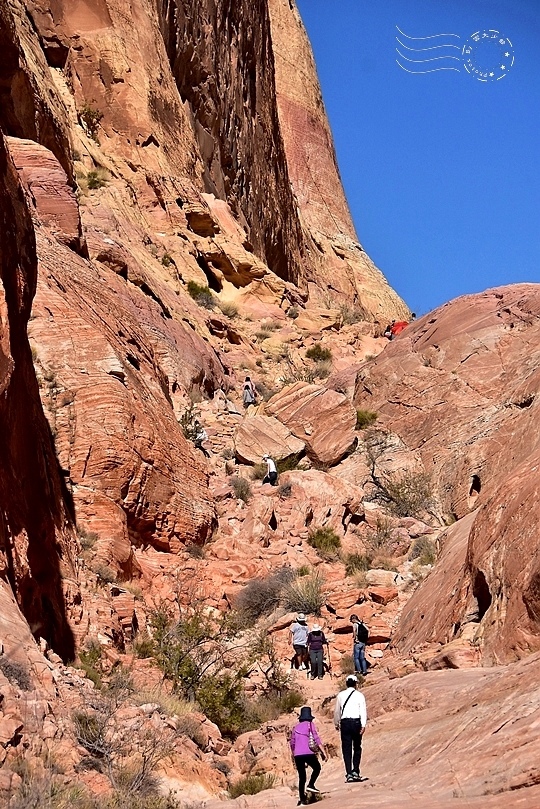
265, 381, 357, 466
234, 414, 305, 465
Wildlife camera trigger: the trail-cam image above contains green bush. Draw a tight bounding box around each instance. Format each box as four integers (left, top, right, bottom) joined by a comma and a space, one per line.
186, 280, 215, 309
78, 528, 99, 550
229, 774, 276, 799
195, 672, 251, 739
356, 409, 378, 430
306, 344, 332, 362
86, 169, 108, 190
382, 470, 434, 518
231, 476, 252, 503
282, 570, 325, 615
409, 536, 437, 566
307, 526, 342, 559
133, 635, 154, 659
344, 553, 372, 577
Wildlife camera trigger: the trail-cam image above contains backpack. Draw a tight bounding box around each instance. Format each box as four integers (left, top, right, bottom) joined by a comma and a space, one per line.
243, 385, 255, 404
355, 621, 368, 644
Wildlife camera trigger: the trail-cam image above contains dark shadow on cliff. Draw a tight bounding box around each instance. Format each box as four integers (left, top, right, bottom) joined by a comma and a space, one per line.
0, 130, 76, 662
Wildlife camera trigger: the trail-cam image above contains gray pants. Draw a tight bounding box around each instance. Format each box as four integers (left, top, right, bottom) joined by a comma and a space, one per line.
309, 649, 324, 678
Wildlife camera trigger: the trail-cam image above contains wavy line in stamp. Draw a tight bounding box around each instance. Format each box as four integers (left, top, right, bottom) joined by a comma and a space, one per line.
396, 26, 462, 73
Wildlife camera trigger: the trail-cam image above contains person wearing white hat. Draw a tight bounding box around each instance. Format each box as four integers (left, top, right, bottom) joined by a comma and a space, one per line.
261, 454, 278, 485
290, 613, 309, 670
334, 675, 368, 782
306, 624, 328, 680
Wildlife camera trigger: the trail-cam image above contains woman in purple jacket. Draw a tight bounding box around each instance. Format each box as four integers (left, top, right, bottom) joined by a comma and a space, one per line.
307, 624, 329, 679
289, 706, 327, 806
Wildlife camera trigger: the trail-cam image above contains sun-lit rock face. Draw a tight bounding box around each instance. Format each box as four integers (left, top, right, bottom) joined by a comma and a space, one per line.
355, 284, 540, 662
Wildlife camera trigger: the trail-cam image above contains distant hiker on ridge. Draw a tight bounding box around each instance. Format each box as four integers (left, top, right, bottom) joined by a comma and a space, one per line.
262, 454, 278, 486
242, 376, 257, 407
334, 675, 368, 783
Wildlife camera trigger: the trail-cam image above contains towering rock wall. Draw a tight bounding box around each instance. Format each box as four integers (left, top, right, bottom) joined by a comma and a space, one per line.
268, 0, 408, 317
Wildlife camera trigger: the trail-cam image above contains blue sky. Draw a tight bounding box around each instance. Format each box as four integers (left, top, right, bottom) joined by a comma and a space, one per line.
296, 0, 540, 315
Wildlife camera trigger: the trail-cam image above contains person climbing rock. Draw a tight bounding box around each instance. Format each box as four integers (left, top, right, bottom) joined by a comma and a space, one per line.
350, 614, 368, 676
390, 319, 409, 339
194, 421, 210, 458
290, 613, 309, 670
262, 454, 278, 485
289, 706, 327, 806
334, 675, 368, 783
383, 320, 395, 339
307, 624, 328, 680
242, 376, 257, 407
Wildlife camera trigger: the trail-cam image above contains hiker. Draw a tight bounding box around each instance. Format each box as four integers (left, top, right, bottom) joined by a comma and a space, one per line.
290, 613, 309, 670
242, 376, 257, 408
334, 675, 367, 783
262, 454, 278, 486
390, 320, 409, 339
290, 706, 327, 806
307, 624, 329, 680
194, 421, 210, 458
350, 614, 368, 676
383, 320, 395, 339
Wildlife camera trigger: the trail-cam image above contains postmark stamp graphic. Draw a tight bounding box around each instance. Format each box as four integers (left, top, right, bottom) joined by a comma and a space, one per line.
396, 26, 515, 82
462, 30, 514, 81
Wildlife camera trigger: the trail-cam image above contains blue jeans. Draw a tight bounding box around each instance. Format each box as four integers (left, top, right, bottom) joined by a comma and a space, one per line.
354, 642, 367, 675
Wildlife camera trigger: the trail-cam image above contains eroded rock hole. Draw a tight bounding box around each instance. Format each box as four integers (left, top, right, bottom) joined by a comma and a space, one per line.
269, 511, 277, 531
473, 570, 492, 621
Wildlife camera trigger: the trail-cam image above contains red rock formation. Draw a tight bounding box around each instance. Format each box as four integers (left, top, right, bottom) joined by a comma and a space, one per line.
356, 285, 540, 662
0, 131, 76, 660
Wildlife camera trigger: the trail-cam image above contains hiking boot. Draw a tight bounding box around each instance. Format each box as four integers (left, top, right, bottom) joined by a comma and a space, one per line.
351, 771, 361, 781
318, 675, 324, 680
346, 774, 355, 783
306, 786, 321, 794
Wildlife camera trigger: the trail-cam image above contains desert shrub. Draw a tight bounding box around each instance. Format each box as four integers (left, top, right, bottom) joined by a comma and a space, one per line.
255, 381, 278, 401
296, 565, 310, 577
250, 462, 267, 481
287, 305, 299, 319
372, 557, 398, 572
282, 570, 325, 615
179, 403, 198, 442
86, 169, 108, 190
175, 714, 206, 749
340, 653, 355, 675
344, 553, 372, 577
133, 635, 154, 659
307, 526, 342, 559
94, 563, 116, 584
229, 774, 276, 799
195, 672, 251, 739
0, 656, 32, 690
73, 710, 110, 759
186, 280, 215, 309
231, 476, 252, 503
356, 409, 378, 430
278, 482, 292, 498
78, 640, 103, 687
277, 455, 301, 473
161, 253, 173, 267
79, 104, 103, 140
251, 689, 304, 723
382, 470, 434, 518
339, 302, 366, 325
186, 542, 205, 559
221, 447, 234, 460
313, 360, 332, 379
409, 536, 437, 566
305, 344, 332, 362
235, 568, 294, 621
365, 517, 396, 556
219, 301, 238, 318
78, 527, 99, 550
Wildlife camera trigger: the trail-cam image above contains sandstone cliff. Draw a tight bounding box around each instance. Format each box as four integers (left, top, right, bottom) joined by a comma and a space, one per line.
1, 0, 539, 806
